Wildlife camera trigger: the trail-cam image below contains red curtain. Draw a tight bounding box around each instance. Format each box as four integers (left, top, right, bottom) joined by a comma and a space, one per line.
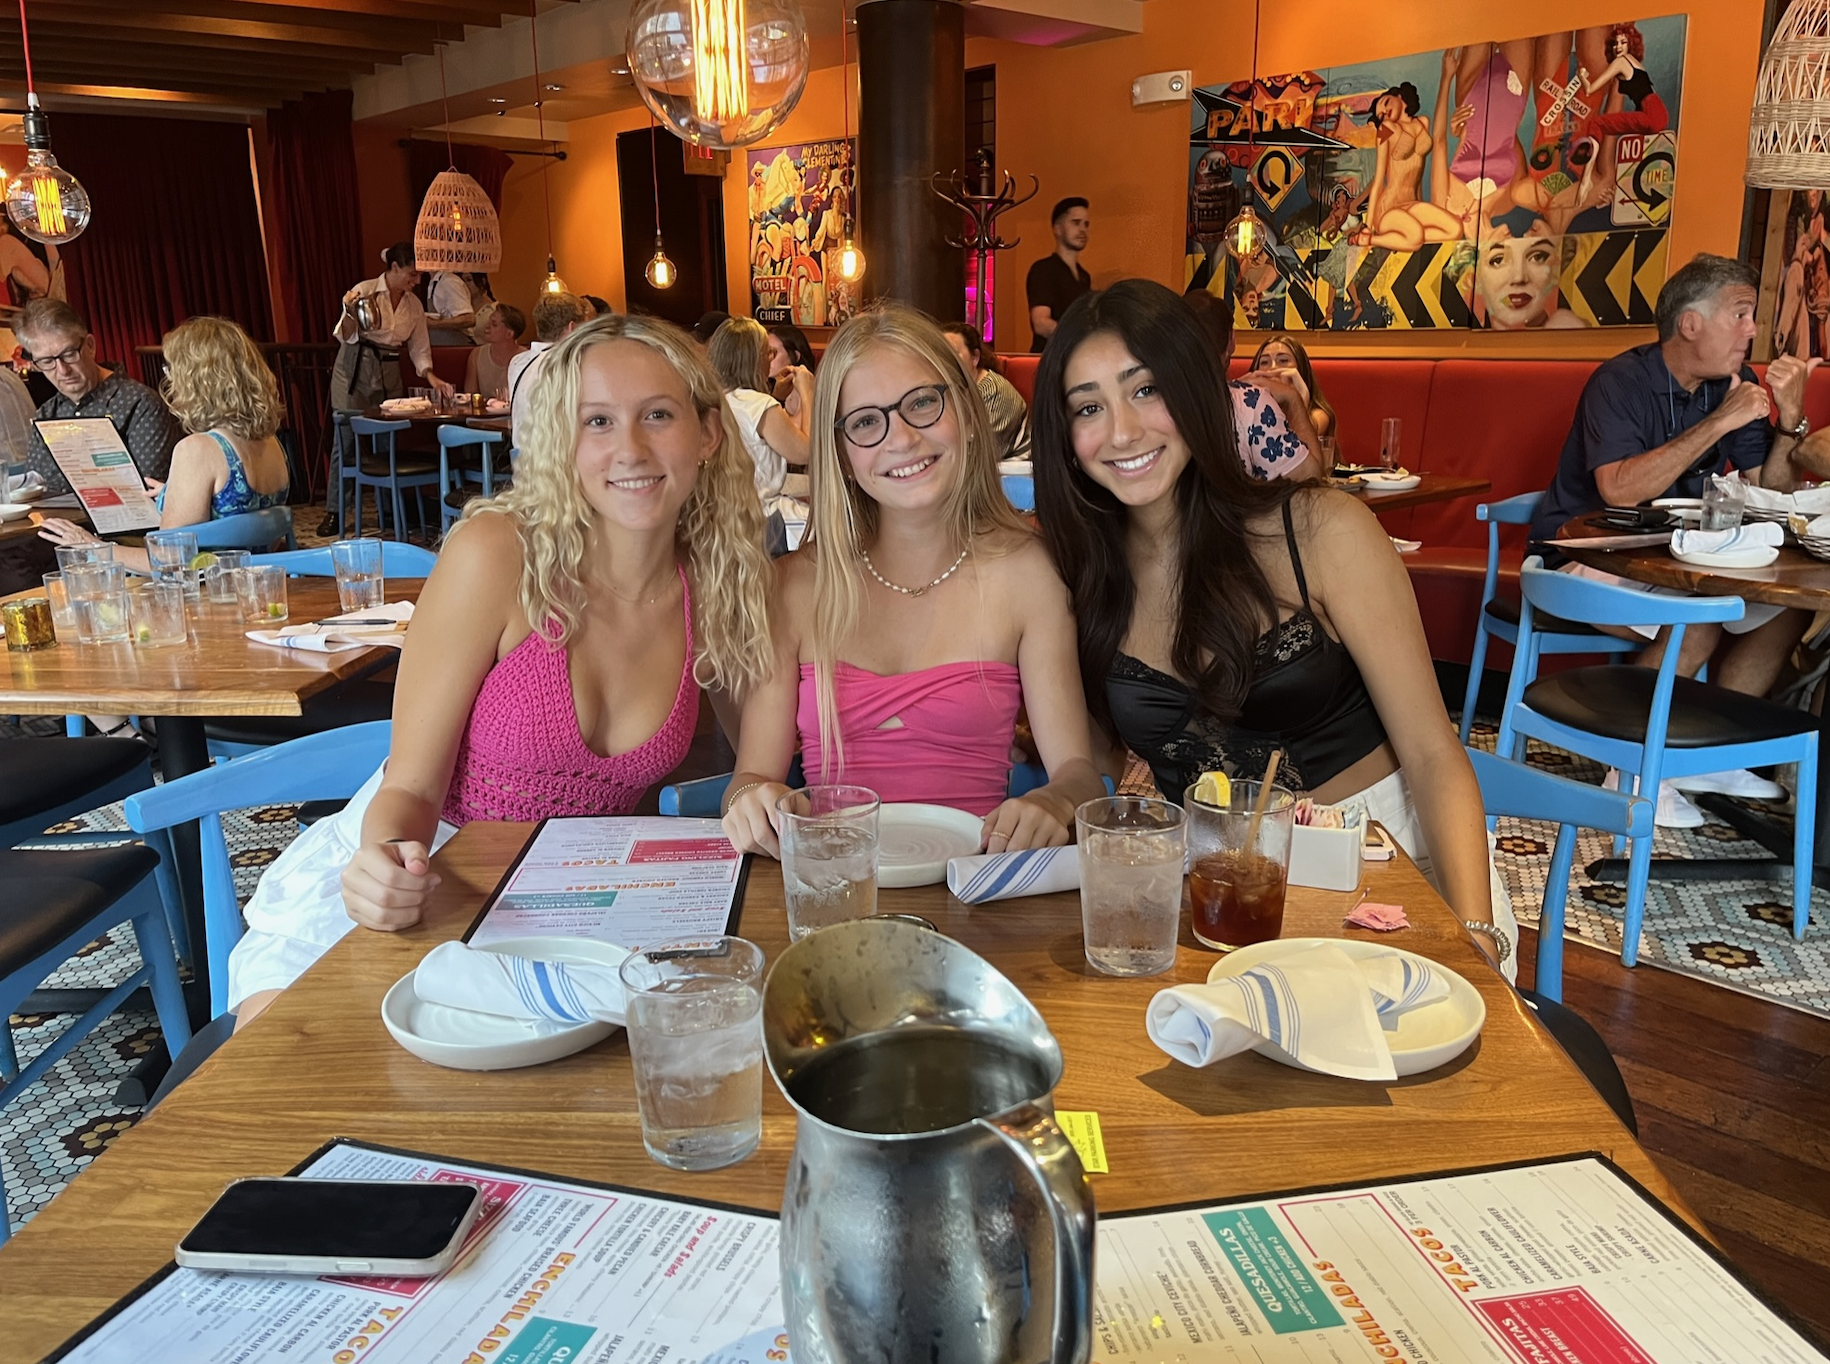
55, 112, 274, 373
409, 140, 513, 216
266, 90, 364, 346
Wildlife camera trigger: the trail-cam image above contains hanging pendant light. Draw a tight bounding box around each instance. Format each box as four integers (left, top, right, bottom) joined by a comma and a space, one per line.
1222, 0, 1268, 262
414, 43, 503, 273
6, 2, 88, 245
542, 255, 569, 294
833, 2, 864, 283
529, 2, 567, 294
626, 0, 810, 150
644, 117, 676, 289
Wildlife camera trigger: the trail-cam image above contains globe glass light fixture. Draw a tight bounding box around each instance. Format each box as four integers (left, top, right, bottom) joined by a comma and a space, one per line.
542, 256, 569, 295
5, 98, 87, 247
837, 220, 866, 283
645, 235, 676, 288
1223, 201, 1269, 260
626, 0, 810, 150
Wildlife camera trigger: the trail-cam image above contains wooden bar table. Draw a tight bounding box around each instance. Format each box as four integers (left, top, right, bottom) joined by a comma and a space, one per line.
0, 823, 1695, 1361
0, 577, 426, 1016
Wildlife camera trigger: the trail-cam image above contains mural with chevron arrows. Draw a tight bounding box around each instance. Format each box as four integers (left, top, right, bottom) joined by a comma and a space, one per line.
1183, 16, 1685, 331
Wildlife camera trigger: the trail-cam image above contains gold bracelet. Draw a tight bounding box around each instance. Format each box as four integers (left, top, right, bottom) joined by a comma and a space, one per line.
722, 780, 765, 817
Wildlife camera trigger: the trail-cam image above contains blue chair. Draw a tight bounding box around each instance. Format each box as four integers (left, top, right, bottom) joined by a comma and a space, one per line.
328, 412, 359, 538
437, 426, 509, 534
349, 417, 439, 542
1496, 557, 1819, 966
660, 761, 1107, 817
1001, 474, 1036, 514
186, 505, 298, 553
1465, 747, 1652, 1001
255, 542, 437, 577
0, 842, 191, 1243
124, 722, 393, 1018
1457, 493, 1637, 743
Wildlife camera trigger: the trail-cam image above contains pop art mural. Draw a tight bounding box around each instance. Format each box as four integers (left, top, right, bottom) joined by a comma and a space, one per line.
1184, 17, 1684, 331
747, 138, 858, 329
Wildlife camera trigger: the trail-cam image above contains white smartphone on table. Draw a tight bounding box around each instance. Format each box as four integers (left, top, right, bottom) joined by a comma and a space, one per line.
174, 1178, 485, 1277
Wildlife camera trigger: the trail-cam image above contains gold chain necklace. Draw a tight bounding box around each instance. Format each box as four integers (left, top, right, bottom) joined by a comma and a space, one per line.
859, 546, 969, 597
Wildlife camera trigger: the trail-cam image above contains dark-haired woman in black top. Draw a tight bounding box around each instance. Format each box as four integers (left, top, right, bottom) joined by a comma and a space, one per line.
1032, 279, 1515, 976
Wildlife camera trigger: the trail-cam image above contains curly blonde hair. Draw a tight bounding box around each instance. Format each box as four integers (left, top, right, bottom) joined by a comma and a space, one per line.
804, 304, 1031, 774
159, 316, 285, 440
458, 313, 772, 697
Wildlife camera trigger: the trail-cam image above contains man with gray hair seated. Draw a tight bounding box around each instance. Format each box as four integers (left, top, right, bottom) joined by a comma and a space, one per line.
16, 297, 180, 496
1530, 253, 1828, 826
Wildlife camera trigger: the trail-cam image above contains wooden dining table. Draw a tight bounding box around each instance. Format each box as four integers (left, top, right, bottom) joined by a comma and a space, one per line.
0, 576, 425, 1016
0, 821, 1695, 1361
1343, 470, 1490, 513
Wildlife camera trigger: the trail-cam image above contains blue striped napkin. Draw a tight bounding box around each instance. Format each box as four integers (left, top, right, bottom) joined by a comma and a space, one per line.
1669, 522, 1782, 556
1146, 943, 1447, 1081
947, 845, 1078, 904
412, 940, 629, 1025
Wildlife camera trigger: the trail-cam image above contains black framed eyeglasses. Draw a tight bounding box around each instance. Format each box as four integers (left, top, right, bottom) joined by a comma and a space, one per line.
26, 338, 88, 372
835, 384, 948, 448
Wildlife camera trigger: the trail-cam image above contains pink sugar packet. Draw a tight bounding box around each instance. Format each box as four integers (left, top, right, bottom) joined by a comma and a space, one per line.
1346, 901, 1408, 932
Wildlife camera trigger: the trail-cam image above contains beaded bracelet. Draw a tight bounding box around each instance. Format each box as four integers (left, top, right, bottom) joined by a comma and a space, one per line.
722, 780, 765, 817
1461, 919, 1513, 966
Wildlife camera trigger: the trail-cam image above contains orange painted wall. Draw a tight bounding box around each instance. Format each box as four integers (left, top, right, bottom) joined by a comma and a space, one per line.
352, 124, 415, 274
970, 0, 1765, 359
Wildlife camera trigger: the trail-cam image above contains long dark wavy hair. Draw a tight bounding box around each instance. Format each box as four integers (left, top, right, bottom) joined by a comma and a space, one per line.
1032, 279, 1301, 734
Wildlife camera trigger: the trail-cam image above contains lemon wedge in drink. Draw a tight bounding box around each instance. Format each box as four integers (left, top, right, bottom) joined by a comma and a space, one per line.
135, 625, 152, 643
1193, 771, 1230, 806
189, 552, 218, 571
267, 602, 286, 618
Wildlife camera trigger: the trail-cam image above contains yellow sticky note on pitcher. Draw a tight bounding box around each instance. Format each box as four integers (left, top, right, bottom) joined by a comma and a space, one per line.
1055, 1110, 1109, 1174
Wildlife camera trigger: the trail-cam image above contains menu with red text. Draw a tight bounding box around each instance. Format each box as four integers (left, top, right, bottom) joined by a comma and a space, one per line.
1092, 1156, 1825, 1363
467, 817, 745, 949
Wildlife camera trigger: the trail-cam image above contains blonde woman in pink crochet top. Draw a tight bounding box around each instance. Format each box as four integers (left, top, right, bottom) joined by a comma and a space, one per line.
226, 316, 773, 1026
722, 306, 1104, 858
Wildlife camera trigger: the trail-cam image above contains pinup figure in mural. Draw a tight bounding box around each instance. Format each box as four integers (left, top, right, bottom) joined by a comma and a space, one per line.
1350, 83, 1462, 253
1776, 193, 1830, 361
1288, 182, 1367, 317
1577, 24, 1667, 144
1445, 208, 1584, 331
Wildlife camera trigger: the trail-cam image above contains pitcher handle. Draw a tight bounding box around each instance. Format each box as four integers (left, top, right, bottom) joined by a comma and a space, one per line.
979, 1101, 1096, 1364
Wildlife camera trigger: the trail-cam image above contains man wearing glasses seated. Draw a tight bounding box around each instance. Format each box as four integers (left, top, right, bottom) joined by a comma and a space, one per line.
14, 297, 180, 496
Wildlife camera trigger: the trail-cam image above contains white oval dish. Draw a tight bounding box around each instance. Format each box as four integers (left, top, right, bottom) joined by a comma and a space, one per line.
1204, 937, 1485, 1078
1357, 473, 1422, 493
382, 935, 623, 1071
1668, 544, 1780, 570
0, 503, 32, 522
878, 802, 984, 888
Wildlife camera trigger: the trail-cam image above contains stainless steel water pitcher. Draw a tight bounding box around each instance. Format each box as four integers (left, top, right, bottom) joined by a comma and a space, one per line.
763, 917, 1095, 1364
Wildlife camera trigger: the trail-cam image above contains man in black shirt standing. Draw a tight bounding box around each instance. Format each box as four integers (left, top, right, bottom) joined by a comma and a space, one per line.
1027, 197, 1091, 353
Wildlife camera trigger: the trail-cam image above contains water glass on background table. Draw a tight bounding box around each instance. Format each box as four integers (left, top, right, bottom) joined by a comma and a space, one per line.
145, 530, 201, 598
331, 538, 385, 612
129, 581, 188, 646
1185, 780, 1296, 951
1379, 417, 1401, 470
235, 563, 288, 623
777, 785, 881, 939
54, 542, 113, 574
1701, 478, 1746, 533
40, 572, 76, 633
619, 936, 766, 1171
1076, 796, 1187, 977
205, 549, 251, 603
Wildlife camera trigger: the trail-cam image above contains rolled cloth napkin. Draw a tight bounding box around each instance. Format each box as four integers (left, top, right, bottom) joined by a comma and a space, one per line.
1145, 942, 1448, 1081
247, 601, 415, 653
948, 844, 1078, 904
4, 470, 43, 498
1669, 521, 1782, 556
412, 940, 630, 1025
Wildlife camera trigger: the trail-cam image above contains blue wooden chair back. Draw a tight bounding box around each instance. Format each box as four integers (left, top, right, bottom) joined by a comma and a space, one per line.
187, 505, 298, 553
254, 542, 438, 577
659, 760, 1103, 818
1001, 474, 1036, 513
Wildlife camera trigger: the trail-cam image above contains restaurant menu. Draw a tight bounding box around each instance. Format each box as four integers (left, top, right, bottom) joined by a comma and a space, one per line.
33, 417, 159, 533
467, 816, 745, 949
1092, 1156, 1826, 1363
48, 1141, 786, 1364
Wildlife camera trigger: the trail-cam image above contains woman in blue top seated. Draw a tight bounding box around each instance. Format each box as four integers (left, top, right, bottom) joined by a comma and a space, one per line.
39, 316, 290, 569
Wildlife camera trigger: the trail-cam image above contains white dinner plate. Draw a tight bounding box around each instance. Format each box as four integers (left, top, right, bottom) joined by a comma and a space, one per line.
878, 802, 984, 888
5, 483, 43, 503
1650, 497, 1703, 523
1357, 472, 1421, 493
1204, 937, 1485, 1078
1668, 544, 1781, 569
382, 935, 623, 1071
0, 502, 32, 522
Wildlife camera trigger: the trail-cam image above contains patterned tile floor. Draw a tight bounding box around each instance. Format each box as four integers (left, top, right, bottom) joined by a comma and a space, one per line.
7, 714, 1830, 1230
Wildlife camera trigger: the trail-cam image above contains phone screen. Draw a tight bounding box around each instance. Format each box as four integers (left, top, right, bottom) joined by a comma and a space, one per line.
179, 1180, 481, 1261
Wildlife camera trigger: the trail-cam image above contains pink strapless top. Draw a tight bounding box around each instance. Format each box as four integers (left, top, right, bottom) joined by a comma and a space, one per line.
442, 576, 698, 824
796, 660, 1023, 817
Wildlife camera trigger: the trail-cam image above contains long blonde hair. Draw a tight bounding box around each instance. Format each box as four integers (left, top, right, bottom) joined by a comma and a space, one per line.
161, 316, 285, 440
804, 304, 1030, 774
459, 313, 772, 697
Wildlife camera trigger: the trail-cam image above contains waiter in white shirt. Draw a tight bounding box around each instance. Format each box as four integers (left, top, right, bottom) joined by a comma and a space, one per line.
330, 242, 454, 412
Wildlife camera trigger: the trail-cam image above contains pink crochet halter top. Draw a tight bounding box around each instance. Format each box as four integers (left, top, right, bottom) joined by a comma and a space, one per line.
442, 572, 698, 824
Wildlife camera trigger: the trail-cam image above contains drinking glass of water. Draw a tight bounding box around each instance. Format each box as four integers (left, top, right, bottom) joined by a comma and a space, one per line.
330, 538, 385, 613
619, 936, 766, 1171
145, 529, 200, 595
1701, 478, 1746, 533
1379, 417, 1402, 470
777, 785, 880, 939
1076, 796, 1186, 977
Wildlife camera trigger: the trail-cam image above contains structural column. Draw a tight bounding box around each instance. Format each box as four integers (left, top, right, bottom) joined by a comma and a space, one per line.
856, 0, 965, 318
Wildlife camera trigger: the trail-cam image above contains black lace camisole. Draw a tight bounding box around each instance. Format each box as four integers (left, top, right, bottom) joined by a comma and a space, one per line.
1107, 502, 1387, 798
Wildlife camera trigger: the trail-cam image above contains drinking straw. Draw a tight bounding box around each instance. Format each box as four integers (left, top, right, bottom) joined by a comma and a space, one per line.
1245, 749, 1284, 850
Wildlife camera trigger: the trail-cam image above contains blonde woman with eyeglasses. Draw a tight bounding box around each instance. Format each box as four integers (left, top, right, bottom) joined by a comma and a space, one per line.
225, 314, 773, 1026
722, 305, 1103, 858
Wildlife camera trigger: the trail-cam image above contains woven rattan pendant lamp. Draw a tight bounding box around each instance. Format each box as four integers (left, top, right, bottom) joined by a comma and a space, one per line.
1749, 0, 1830, 188
414, 43, 503, 272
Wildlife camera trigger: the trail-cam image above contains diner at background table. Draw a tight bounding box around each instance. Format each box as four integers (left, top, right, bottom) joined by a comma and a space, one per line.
0, 818, 1683, 1364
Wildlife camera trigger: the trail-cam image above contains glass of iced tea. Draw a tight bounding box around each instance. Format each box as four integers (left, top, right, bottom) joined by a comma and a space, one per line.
1184, 779, 1297, 951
